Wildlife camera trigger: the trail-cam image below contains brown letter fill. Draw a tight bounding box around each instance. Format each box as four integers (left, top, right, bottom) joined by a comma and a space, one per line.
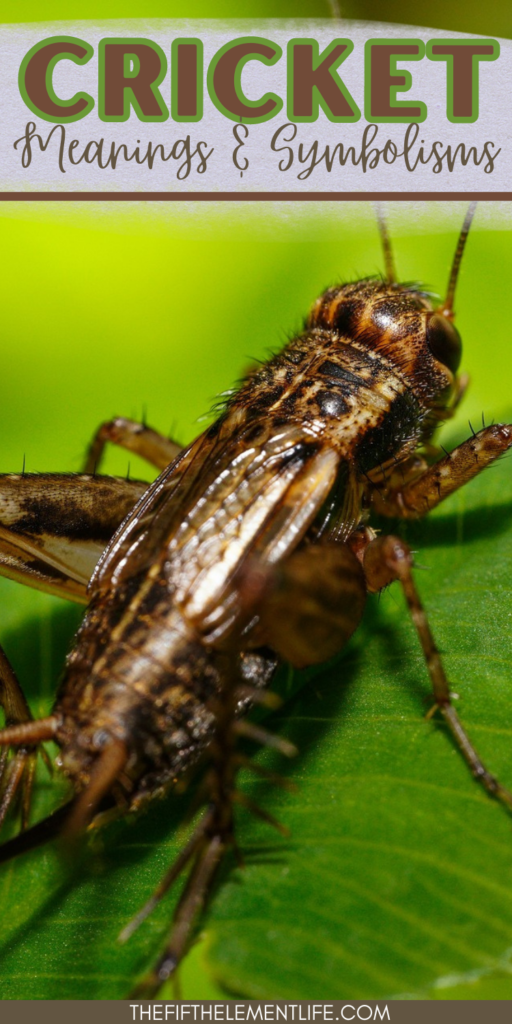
292, 43, 353, 118
430, 44, 495, 118
175, 43, 199, 118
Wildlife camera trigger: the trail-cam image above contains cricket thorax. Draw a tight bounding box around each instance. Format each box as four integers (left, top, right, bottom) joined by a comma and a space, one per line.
227, 290, 435, 475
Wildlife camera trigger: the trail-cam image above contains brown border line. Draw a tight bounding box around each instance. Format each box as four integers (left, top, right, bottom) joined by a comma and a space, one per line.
0, 191, 512, 200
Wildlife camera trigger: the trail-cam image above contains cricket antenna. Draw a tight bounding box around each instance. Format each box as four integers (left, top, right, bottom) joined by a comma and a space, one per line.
441, 201, 477, 319
375, 203, 397, 285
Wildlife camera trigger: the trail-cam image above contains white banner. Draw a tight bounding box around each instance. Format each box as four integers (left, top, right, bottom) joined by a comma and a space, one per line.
0, 19, 510, 194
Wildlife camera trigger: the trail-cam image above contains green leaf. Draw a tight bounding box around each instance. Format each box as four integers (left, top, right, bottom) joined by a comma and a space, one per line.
1, 207, 512, 999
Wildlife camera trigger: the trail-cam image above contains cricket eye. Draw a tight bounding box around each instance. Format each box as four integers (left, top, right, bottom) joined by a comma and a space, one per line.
426, 313, 462, 373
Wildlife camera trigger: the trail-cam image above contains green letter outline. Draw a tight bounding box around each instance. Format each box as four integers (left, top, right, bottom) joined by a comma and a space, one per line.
18, 35, 94, 124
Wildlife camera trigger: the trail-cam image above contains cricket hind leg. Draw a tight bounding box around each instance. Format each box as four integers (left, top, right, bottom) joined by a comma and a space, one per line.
251, 541, 367, 669
0, 644, 58, 831
0, 473, 148, 830
363, 533, 512, 812
83, 417, 182, 474
0, 472, 147, 602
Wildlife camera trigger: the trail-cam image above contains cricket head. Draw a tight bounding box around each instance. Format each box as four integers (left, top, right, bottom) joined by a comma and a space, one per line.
306, 203, 474, 410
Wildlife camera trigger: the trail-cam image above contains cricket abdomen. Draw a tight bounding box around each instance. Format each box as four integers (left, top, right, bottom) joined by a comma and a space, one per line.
54, 578, 223, 802
54, 569, 275, 807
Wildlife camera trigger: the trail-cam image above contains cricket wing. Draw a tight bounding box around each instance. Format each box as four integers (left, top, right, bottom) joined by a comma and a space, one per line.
163, 423, 341, 641
90, 429, 220, 591
0, 473, 147, 602
314, 460, 365, 544
90, 420, 341, 639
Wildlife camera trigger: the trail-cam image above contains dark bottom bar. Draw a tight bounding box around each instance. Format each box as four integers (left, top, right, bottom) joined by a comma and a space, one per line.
3, 1000, 512, 1024
0, 192, 511, 201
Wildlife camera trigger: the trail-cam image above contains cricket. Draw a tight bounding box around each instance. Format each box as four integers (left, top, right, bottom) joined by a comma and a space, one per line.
0, 203, 511, 997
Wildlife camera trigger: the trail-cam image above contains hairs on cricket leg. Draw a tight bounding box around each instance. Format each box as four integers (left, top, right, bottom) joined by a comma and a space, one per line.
0, 716, 58, 832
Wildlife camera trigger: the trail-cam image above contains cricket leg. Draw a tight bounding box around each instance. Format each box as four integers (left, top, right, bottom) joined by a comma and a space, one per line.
363, 533, 512, 812
127, 811, 225, 996
0, 643, 55, 830
373, 424, 512, 519
84, 417, 182, 474
0, 472, 148, 825
0, 473, 147, 602
252, 541, 367, 669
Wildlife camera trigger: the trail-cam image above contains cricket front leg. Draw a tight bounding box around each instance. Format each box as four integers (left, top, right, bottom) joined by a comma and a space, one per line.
363, 533, 512, 813
84, 417, 182, 474
373, 424, 512, 518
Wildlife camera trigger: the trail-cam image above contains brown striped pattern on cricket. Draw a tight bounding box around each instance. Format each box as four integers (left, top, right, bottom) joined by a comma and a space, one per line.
0, 203, 512, 995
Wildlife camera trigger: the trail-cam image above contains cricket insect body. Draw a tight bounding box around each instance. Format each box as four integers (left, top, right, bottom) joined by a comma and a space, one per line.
1, 203, 512, 996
